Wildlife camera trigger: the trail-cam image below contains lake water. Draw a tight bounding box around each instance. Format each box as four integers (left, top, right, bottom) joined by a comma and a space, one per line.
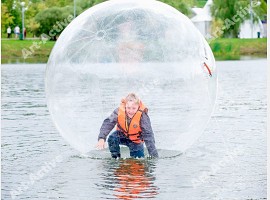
1, 60, 267, 200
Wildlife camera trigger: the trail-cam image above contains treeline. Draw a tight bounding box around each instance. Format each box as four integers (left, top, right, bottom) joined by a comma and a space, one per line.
1, 0, 206, 39
1, 0, 267, 39
1, 0, 105, 38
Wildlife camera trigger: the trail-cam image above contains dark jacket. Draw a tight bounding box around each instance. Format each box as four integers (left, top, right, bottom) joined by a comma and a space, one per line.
98, 108, 159, 157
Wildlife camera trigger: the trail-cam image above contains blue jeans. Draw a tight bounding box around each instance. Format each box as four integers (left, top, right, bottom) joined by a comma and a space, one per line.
108, 131, 144, 158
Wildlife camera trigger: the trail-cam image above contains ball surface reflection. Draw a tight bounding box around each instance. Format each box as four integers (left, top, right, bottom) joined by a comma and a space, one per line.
46, 0, 217, 156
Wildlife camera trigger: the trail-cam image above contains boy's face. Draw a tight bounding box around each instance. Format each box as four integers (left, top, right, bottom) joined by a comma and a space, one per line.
125, 101, 139, 118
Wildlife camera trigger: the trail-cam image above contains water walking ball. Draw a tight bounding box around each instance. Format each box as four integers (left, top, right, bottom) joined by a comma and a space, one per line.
46, 0, 217, 157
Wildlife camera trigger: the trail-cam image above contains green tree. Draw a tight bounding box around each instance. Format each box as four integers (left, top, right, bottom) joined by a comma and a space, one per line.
25, 1, 46, 21
43, 0, 73, 8
252, 0, 267, 21
26, 18, 40, 37
194, 0, 207, 8
211, 0, 267, 38
211, 0, 246, 37
1, 1, 21, 32
76, 0, 106, 14
159, 0, 192, 16
1, 3, 15, 35
76, 0, 193, 16
35, 7, 66, 40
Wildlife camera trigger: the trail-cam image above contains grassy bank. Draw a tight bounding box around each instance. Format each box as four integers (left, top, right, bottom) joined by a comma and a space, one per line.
1, 39, 55, 64
1, 38, 267, 63
209, 38, 267, 60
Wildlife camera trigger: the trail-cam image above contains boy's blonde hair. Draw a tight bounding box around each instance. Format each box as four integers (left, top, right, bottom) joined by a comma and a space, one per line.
125, 93, 140, 104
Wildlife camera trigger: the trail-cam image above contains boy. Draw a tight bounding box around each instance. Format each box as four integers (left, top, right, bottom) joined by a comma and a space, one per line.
96, 93, 158, 158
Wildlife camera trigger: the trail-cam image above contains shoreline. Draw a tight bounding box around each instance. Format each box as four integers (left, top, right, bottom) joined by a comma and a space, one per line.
1, 38, 267, 64
1, 58, 267, 67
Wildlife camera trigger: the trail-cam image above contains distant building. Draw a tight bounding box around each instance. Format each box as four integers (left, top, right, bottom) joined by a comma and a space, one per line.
191, 0, 212, 38
262, 19, 267, 37
239, 19, 265, 38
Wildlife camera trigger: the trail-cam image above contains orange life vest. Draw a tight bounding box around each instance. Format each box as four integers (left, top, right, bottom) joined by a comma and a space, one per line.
116, 100, 147, 144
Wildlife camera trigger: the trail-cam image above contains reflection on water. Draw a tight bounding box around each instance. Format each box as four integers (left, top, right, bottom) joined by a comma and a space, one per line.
1, 57, 49, 64
214, 55, 266, 61
99, 159, 158, 199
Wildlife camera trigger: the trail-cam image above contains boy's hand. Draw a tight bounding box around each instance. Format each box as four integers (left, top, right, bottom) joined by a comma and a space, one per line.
96, 139, 105, 150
